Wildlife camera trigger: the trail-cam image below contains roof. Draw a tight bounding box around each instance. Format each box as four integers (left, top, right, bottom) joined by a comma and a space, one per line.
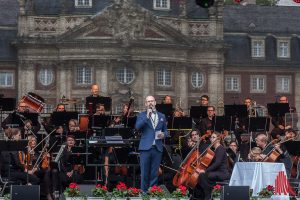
224, 5, 300, 34
0, 30, 17, 61
0, 0, 18, 26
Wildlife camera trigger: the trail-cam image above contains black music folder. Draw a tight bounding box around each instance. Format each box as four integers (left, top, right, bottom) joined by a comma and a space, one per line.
10, 112, 39, 127
0, 98, 16, 111
267, 103, 290, 117
214, 116, 232, 132
190, 106, 208, 119
284, 141, 300, 156
92, 115, 111, 128
156, 104, 173, 118
247, 117, 270, 132
224, 104, 248, 118
124, 116, 137, 129
167, 117, 192, 129
51, 111, 78, 126
86, 96, 112, 112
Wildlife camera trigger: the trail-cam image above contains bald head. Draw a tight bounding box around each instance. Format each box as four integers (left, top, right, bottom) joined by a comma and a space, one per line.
91, 84, 100, 97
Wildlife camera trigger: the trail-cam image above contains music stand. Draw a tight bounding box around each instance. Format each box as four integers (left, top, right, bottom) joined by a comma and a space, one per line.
0, 139, 28, 152
70, 152, 86, 165
247, 117, 270, 132
124, 116, 137, 129
267, 103, 290, 117
0, 98, 16, 111
92, 115, 111, 128
224, 105, 248, 118
156, 104, 173, 118
51, 111, 78, 126
284, 141, 300, 156
214, 116, 232, 132
190, 106, 208, 119
86, 96, 112, 113
167, 117, 192, 130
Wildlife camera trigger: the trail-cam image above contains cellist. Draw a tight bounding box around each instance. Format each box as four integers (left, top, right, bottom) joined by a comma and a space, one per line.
195, 132, 230, 200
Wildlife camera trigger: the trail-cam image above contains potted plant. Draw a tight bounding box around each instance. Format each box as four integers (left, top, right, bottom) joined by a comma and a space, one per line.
112, 182, 128, 200
211, 184, 222, 200
127, 187, 143, 200
88, 184, 109, 200
64, 182, 86, 200
171, 185, 189, 200
148, 185, 165, 200
257, 185, 274, 199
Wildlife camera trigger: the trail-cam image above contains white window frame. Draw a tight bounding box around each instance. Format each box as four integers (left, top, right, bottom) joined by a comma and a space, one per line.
277, 38, 290, 59
77, 103, 87, 114
0, 71, 14, 88
191, 72, 205, 88
38, 68, 54, 86
157, 68, 172, 87
75, 66, 92, 85
276, 75, 291, 94
251, 37, 265, 58
115, 67, 135, 85
225, 75, 241, 92
75, 0, 92, 7
153, 0, 170, 10
250, 75, 266, 93
42, 104, 53, 114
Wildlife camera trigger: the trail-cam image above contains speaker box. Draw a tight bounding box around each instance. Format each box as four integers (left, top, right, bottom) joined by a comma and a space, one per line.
11, 185, 40, 200
221, 186, 250, 200
78, 184, 95, 197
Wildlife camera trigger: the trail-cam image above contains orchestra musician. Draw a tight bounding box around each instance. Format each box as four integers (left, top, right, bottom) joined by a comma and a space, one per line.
26, 136, 53, 200
163, 95, 172, 104
195, 132, 230, 200
199, 105, 215, 135
272, 95, 297, 131
173, 107, 184, 117
86, 84, 101, 114
135, 95, 168, 192
59, 135, 83, 190
200, 95, 209, 106
1, 128, 40, 185
55, 103, 66, 112
1, 100, 41, 138
94, 104, 106, 116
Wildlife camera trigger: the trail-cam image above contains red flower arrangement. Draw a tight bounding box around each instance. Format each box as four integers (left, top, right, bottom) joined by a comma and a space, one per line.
258, 185, 274, 198
92, 184, 108, 197
127, 187, 143, 197
171, 185, 189, 198
64, 182, 81, 197
148, 185, 165, 197
112, 182, 128, 198
212, 184, 222, 198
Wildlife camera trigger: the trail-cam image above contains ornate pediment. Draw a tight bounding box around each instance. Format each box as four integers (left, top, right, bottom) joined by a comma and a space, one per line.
58, 0, 191, 46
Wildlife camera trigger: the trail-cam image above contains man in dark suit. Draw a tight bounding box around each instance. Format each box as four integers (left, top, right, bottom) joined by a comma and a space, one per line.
135, 96, 168, 192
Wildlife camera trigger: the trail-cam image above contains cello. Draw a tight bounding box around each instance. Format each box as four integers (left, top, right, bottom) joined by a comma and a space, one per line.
172, 131, 212, 188
173, 131, 228, 189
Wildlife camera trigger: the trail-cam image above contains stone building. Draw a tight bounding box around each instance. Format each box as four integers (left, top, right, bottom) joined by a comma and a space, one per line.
0, 0, 299, 115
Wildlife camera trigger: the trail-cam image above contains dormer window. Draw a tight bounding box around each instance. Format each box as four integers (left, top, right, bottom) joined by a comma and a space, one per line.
75, 0, 92, 8
153, 0, 170, 10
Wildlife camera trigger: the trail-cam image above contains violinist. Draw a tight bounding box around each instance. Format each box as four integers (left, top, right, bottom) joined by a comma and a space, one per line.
195, 132, 230, 200
59, 135, 83, 190
26, 136, 53, 200
1, 128, 40, 185
226, 141, 241, 172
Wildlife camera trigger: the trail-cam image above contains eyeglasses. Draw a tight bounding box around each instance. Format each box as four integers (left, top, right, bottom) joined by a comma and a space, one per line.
191, 134, 198, 136
230, 144, 237, 147
207, 110, 214, 111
